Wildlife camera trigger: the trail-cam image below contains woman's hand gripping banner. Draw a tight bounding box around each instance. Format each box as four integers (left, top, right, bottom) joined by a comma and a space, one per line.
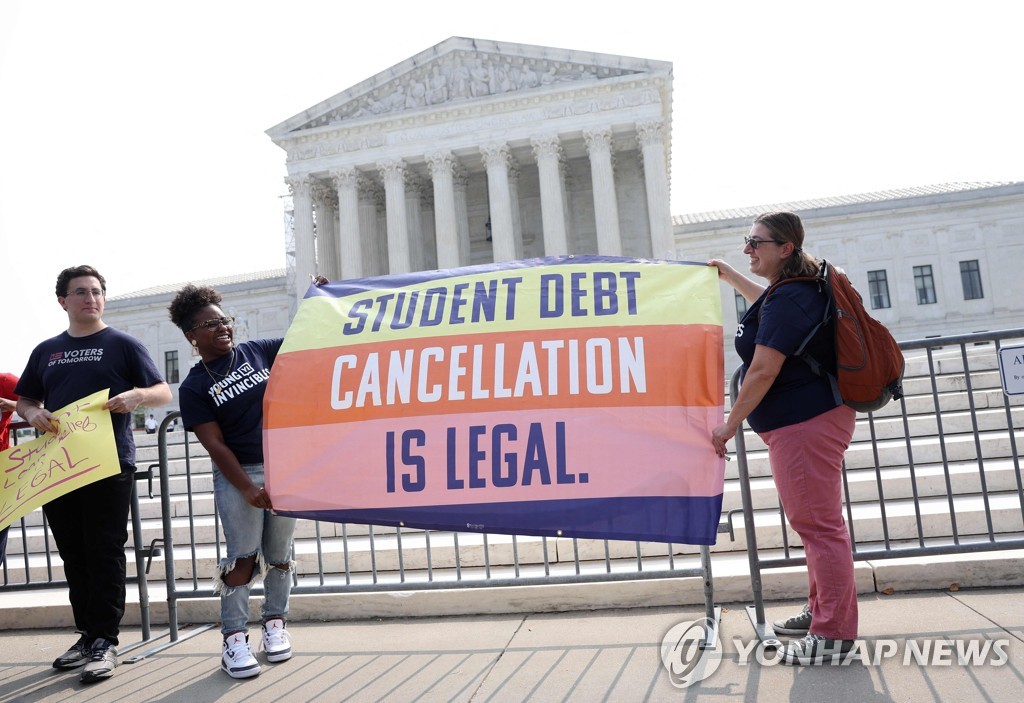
264, 256, 725, 544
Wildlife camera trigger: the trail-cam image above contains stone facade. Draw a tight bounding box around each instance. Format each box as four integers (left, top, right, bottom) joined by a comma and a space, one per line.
676, 182, 1024, 371
266, 37, 675, 304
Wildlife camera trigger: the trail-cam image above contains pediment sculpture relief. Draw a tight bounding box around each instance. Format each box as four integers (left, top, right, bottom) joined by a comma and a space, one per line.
298, 53, 642, 130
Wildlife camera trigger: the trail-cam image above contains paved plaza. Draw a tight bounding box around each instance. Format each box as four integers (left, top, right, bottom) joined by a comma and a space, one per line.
1, 587, 1021, 702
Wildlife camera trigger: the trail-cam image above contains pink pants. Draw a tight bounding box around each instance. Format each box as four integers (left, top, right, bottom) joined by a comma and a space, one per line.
760, 403, 858, 640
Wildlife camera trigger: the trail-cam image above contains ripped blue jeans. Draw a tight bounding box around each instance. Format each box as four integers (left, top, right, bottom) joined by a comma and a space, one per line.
213, 462, 296, 636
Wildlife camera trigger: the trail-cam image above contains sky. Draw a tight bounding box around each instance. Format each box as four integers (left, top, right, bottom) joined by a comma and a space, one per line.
1, 0, 1021, 373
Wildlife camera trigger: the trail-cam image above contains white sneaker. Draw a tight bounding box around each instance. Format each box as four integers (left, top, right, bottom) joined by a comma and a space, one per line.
261, 618, 293, 663
221, 632, 261, 679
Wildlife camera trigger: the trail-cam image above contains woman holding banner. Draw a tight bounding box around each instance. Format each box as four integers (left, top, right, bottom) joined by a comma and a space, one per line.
169, 284, 295, 679
709, 212, 857, 666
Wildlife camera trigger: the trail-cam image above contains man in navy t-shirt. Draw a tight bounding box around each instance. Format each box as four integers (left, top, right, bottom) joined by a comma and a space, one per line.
16, 265, 171, 684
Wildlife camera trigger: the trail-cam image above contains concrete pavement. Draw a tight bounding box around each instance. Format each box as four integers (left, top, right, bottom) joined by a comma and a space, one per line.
1, 587, 1021, 702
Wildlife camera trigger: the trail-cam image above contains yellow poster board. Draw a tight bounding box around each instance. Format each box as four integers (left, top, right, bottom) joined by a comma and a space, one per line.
0, 389, 120, 530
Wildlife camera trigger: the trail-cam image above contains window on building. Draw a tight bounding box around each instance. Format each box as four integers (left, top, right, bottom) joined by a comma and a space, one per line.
734, 291, 749, 320
165, 350, 179, 384
913, 265, 937, 305
959, 259, 984, 300
867, 270, 891, 309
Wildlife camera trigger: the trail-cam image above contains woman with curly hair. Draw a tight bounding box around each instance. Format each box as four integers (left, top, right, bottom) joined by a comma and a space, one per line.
168, 284, 294, 679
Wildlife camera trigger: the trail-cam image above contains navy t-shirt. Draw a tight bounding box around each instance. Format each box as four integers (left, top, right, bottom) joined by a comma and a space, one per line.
16, 326, 165, 470
178, 339, 283, 465
735, 280, 839, 432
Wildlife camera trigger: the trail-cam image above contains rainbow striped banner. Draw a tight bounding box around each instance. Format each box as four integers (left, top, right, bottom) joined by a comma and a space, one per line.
264, 256, 725, 544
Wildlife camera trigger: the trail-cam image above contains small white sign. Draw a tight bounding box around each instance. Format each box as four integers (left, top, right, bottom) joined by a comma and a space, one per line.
997, 345, 1024, 396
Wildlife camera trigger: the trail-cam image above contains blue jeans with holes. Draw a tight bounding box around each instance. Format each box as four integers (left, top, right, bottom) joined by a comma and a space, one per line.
213, 463, 296, 636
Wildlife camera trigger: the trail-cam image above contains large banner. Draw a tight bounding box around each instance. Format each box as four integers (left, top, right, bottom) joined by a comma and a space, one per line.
265, 256, 725, 544
0, 389, 120, 530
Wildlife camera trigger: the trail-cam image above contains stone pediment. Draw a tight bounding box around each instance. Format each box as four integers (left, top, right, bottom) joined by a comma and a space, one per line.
267, 37, 670, 139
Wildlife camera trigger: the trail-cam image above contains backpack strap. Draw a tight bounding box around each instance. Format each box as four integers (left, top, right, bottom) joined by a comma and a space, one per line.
758, 262, 843, 406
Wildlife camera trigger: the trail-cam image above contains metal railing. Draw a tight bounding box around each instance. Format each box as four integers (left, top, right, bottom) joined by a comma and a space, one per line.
6, 327, 1020, 657
732, 328, 1024, 642
2, 415, 720, 658
0, 421, 164, 654
148, 413, 719, 653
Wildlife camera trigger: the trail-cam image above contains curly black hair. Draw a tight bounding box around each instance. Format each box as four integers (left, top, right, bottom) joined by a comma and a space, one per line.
168, 284, 223, 332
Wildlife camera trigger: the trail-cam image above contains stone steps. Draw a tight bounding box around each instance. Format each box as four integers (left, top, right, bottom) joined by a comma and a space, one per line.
5, 545, 1023, 631
727, 456, 1023, 512
730, 427, 1023, 480
720, 491, 1024, 551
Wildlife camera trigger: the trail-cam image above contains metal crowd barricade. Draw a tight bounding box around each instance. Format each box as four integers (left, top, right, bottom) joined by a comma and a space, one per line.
732, 328, 1024, 643
0, 421, 169, 658
129, 411, 723, 660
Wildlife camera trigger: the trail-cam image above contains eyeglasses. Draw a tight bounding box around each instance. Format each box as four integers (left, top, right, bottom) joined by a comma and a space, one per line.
189, 316, 235, 332
743, 236, 783, 250
68, 287, 105, 298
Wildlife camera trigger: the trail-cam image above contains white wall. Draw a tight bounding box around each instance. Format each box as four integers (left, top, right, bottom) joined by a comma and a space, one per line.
675, 184, 1024, 372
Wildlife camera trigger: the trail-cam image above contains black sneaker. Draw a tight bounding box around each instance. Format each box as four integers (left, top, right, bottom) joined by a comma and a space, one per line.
80, 638, 118, 682
52, 635, 91, 669
781, 633, 856, 665
773, 603, 812, 637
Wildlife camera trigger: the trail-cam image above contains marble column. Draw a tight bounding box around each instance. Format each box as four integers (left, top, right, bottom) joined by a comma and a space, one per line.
421, 190, 437, 270
357, 176, 383, 275
286, 175, 316, 300
480, 142, 516, 262
508, 159, 524, 259
560, 157, 574, 248
332, 167, 363, 279
404, 171, 426, 270
375, 187, 389, 272
583, 128, 622, 256
312, 182, 340, 281
453, 166, 471, 265
378, 159, 412, 274
636, 120, 675, 259
530, 135, 569, 256
427, 151, 460, 269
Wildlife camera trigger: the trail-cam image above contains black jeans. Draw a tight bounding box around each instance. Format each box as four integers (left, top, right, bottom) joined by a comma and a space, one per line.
43, 471, 134, 645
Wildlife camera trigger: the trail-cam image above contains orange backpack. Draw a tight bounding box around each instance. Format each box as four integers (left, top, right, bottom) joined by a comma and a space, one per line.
763, 260, 905, 413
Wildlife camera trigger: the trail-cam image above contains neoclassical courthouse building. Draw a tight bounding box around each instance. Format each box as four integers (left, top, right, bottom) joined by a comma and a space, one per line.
104, 38, 1024, 406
